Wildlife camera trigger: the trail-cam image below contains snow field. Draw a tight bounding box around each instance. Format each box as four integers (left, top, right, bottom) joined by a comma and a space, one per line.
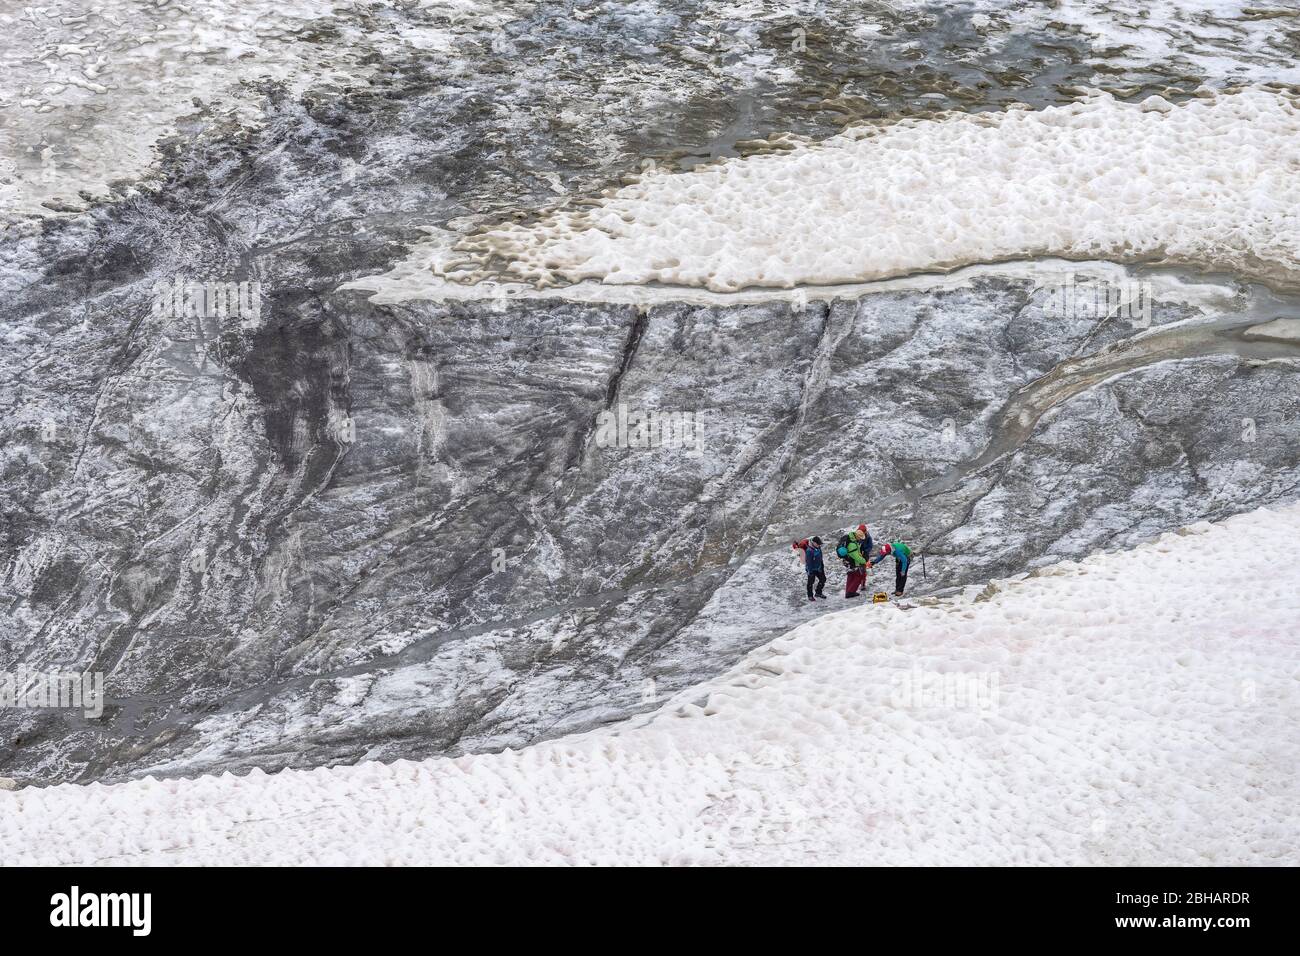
0, 0, 516, 220
3, 502, 1296, 865
452, 89, 1300, 292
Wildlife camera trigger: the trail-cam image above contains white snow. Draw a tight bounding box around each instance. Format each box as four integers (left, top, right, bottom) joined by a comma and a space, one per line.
1018, 0, 1300, 87
439, 89, 1300, 293
4, 502, 1297, 865
0, 0, 516, 221
1244, 318, 1300, 342
864, 1, 1300, 87
347, 245, 1243, 314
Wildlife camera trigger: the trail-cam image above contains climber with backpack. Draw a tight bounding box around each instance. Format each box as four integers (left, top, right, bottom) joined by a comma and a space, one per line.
792, 536, 827, 602
836, 523, 873, 598
870, 539, 914, 596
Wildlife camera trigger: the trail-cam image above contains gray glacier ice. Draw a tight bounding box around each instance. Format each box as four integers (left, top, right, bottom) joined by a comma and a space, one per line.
1, 0, 1298, 784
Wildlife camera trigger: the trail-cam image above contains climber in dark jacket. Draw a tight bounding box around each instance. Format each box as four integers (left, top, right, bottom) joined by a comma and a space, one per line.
793, 536, 827, 602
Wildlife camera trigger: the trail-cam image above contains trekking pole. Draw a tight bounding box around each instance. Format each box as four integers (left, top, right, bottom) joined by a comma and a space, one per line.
921, 552, 927, 580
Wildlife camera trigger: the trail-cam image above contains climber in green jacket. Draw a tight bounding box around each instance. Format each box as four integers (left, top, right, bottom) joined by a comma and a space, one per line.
836, 524, 872, 598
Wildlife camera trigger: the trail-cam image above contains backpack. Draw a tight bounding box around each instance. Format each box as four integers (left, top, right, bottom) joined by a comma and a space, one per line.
892, 541, 912, 560
836, 534, 850, 559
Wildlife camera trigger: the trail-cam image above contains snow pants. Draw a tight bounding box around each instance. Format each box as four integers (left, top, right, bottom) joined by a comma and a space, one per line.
806, 570, 826, 599
845, 566, 866, 597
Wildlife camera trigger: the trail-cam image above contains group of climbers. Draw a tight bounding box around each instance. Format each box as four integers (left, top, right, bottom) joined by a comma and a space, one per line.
792, 524, 914, 603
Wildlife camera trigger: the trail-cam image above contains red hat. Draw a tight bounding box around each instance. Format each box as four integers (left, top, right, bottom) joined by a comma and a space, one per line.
881, 543, 892, 555
857, 523, 867, 533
